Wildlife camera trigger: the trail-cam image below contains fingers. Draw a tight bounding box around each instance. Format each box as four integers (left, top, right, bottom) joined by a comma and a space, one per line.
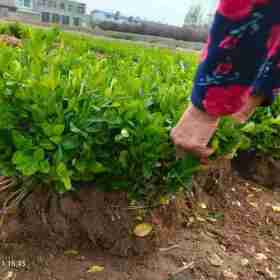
171, 105, 219, 163
175, 142, 214, 163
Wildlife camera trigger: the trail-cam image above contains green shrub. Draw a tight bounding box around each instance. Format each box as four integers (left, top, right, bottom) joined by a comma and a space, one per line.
0, 22, 31, 39
0, 27, 202, 199
0, 25, 280, 201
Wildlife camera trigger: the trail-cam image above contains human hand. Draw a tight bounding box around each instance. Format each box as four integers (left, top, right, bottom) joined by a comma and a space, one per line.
171, 105, 220, 163
231, 95, 264, 123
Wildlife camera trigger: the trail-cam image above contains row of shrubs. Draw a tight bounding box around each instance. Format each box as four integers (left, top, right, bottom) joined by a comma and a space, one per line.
95, 21, 208, 43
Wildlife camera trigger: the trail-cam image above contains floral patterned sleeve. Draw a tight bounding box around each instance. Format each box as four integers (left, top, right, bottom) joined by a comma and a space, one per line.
191, 0, 280, 117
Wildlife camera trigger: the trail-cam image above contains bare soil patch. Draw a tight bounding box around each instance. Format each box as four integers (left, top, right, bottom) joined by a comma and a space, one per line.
0, 159, 280, 280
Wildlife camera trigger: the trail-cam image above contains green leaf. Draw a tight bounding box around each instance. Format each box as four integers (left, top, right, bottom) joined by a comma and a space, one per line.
40, 160, 50, 173
42, 122, 53, 137
62, 136, 80, 150
57, 162, 72, 190
33, 148, 45, 161
119, 151, 128, 168
241, 122, 256, 133
42, 123, 65, 137
40, 139, 55, 150
89, 162, 107, 174
53, 124, 65, 136
12, 131, 33, 150
50, 136, 62, 144
12, 150, 26, 165
75, 160, 87, 173
21, 163, 39, 176
70, 122, 88, 138
12, 151, 39, 176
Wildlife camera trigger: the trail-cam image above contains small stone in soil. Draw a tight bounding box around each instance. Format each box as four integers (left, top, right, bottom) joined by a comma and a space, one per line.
223, 269, 238, 279
3, 271, 14, 280
255, 253, 268, 261
209, 253, 224, 267
265, 267, 277, 279
241, 258, 249, 266
78, 256, 86, 261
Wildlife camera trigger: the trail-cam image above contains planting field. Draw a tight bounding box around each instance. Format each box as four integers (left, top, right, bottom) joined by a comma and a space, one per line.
0, 23, 280, 280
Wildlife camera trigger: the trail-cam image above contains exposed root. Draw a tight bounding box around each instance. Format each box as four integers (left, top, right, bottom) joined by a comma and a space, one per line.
0, 177, 30, 228
0, 177, 17, 193
0, 159, 234, 256
2, 188, 29, 211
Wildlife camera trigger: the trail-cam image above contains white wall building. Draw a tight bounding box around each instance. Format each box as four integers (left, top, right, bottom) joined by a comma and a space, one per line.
34, 0, 87, 27
0, 0, 88, 27
0, 0, 17, 16
15, 0, 41, 21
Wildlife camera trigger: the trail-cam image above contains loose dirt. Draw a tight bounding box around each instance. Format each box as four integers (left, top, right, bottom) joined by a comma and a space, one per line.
0, 159, 280, 280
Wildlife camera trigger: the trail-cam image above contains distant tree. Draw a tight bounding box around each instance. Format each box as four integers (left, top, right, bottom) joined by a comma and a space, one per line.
184, 4, 204, 27
114, 11, 121, 20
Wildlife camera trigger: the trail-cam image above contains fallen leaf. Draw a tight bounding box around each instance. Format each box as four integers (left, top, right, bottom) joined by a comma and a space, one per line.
199, 203, 207, 209
134, 223, 153, 237
159, 196, 170, 205
241, 258, 249, 266
87, 265, 104, 273
135, 216, 143, 222
249, 202, 258, 208
209, 254, 224, 267
272, 205, 280, 213
64, 250, 79, 256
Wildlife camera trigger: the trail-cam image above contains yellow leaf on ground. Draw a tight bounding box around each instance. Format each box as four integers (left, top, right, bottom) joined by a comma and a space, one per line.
135, 216, 143, 222
87, 265, 104, 273
272, 205, 280, 213
159, 196, 170, 205
199, 203, 207, 209
249, 202, 258, 208
64, 250, 79, 256
134, 223, 153, 237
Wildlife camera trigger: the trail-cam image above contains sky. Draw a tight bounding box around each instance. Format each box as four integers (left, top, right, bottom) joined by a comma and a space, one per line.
83, 0, 218, 26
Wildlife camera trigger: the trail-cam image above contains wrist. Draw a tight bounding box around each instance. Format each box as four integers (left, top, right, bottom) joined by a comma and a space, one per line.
188, 104, 220, 124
